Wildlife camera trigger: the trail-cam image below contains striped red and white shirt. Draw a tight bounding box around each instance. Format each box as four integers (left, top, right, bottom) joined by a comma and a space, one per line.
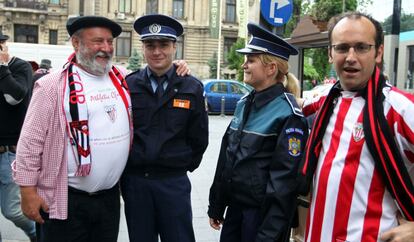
302, 86, 414, 242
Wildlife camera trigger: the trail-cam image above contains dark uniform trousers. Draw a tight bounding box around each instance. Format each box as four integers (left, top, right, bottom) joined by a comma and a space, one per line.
220, 204, 262, 242
36, 185, 120, 242
220, 204, 291, 242
121, 173, 195, 242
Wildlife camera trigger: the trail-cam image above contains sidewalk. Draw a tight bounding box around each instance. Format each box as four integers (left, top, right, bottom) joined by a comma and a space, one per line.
0, 115, 232, 242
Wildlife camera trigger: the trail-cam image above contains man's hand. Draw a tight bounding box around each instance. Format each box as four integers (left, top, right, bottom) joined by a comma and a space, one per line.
20, 186, 49, 224
209, 217, 223, 230
380, 214, 414, 242
0, 43, 9, 64
296, 97, 304, 109
173, 60, 191, 76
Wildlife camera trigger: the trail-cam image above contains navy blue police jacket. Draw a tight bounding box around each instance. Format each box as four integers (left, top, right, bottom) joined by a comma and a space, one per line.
125, 66, 208, 177
208, 83, 308, 241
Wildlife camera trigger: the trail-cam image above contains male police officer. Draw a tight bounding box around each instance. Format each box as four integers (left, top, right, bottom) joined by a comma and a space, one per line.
121, 14, 208, 242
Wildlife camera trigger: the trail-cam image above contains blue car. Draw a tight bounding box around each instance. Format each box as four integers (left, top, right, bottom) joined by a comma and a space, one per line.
202, 79, 252, 114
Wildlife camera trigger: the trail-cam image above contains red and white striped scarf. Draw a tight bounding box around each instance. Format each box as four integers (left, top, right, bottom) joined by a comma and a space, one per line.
63, 53, 132, 176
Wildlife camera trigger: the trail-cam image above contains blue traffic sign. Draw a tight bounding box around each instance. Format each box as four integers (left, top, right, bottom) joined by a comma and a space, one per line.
260, 0, 293, 27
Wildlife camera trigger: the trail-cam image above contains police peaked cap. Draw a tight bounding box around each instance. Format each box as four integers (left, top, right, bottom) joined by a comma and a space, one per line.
134, 14, 183, 41
66, 16, 122, 37
237, 23, 298, 60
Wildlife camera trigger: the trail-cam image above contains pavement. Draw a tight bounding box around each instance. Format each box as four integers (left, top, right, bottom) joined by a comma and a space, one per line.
0, 115, 233, 242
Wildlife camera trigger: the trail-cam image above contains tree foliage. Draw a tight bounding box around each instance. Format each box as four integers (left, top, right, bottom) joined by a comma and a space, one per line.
304, 57, 320, 82
207, 52, 218, 79
227, 38, 246, 82
309, 0, 358, 22
382, 13, 414, 34
283, 0, 303, 38
127, 48, 142, 71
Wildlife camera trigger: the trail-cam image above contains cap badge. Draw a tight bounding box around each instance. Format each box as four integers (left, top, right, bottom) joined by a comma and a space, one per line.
149, 24, 161, 34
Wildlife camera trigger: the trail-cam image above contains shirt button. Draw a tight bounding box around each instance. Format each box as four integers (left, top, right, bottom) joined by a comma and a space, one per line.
144, 173, 149, 177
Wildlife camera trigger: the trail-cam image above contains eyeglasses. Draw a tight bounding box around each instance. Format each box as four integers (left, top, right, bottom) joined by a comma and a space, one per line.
331, 43, 375, 54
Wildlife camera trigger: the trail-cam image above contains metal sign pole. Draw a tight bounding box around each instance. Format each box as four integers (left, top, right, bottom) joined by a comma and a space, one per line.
216, 0, 223, 79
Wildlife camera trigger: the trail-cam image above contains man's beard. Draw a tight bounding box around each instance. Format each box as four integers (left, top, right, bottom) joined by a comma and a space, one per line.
76, 44, 112, 76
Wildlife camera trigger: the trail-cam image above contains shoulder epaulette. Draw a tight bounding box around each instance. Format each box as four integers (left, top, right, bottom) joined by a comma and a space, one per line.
284, 93, 304, 117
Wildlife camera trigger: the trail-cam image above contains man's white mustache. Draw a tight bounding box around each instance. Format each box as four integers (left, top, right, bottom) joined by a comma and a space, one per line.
95, 51, 112, 59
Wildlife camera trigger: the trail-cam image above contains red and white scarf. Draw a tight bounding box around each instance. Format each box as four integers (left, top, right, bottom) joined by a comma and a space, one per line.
63, 53, 132, 176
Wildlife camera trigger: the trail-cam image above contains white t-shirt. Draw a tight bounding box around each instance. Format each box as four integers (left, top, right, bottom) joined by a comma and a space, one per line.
67, 66, 130, 192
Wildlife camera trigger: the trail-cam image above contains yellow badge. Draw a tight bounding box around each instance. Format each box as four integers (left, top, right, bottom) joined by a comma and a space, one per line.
288, 137, 301, 157
173, 99, 191, 109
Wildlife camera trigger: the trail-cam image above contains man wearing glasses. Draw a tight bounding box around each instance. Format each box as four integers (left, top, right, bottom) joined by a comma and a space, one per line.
298, 12, 414, 242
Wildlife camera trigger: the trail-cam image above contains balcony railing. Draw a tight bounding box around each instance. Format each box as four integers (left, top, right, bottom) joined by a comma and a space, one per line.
5, 0, 48, 11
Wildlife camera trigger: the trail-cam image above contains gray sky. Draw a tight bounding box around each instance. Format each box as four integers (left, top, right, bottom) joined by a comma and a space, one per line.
362, 0, 414, 22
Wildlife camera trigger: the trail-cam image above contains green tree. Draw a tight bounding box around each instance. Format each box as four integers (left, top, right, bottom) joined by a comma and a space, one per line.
310, 0, 358, 21
127, 48, 142, 71
283, 0, 303, 38
382, 13, 414, 34
304, 56, 320, 81
227, 38, 245, 82
303, 56, 321, 90
207, 52, 218, 79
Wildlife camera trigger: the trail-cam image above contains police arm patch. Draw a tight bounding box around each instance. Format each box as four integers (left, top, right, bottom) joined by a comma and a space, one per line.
288, 136, 301, 157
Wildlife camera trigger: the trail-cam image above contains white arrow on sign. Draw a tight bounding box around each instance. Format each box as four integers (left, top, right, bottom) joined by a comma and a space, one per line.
269, 0, 290, 23
276, 0, 290, 9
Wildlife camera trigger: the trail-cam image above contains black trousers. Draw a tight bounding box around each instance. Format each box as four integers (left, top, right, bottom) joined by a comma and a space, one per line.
36, 185, 120, 242
220, 204, 262, 242
121, 174, 195, 242
220, 204, 292, 242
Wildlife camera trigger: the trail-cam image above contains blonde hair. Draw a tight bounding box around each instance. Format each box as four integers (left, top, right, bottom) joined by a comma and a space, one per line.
258, 54, 301, 97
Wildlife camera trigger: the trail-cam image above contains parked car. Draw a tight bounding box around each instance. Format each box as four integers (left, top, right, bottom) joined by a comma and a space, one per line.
202, 79, 252, 114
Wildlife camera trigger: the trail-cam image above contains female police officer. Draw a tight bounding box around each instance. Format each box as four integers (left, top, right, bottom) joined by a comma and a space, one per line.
208, 23, 308, 242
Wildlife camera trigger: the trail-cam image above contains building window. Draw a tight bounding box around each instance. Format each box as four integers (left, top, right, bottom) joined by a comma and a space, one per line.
119, 0, 131, 13
223, 37, 236, 63
116, 31, 131, 57
49, 0, 59, 4
49, 30, 58, 45
146, 0, 158, 14
225, 0, 236, 23
175, 36, 184, 60
14, 24, 38, 43
173, 0, 184, 19
79, 0, 84, 16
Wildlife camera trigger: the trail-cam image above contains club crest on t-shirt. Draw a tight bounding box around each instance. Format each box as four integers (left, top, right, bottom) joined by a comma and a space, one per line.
353, 122, 364, 142
104, 104, 117, 123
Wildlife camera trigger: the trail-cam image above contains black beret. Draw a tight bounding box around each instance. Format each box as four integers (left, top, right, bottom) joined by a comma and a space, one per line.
66, 16, 122, 37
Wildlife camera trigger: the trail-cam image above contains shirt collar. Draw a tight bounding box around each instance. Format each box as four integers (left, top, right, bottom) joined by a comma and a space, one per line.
253, 83, 286, 109
146, 65, 175, 81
